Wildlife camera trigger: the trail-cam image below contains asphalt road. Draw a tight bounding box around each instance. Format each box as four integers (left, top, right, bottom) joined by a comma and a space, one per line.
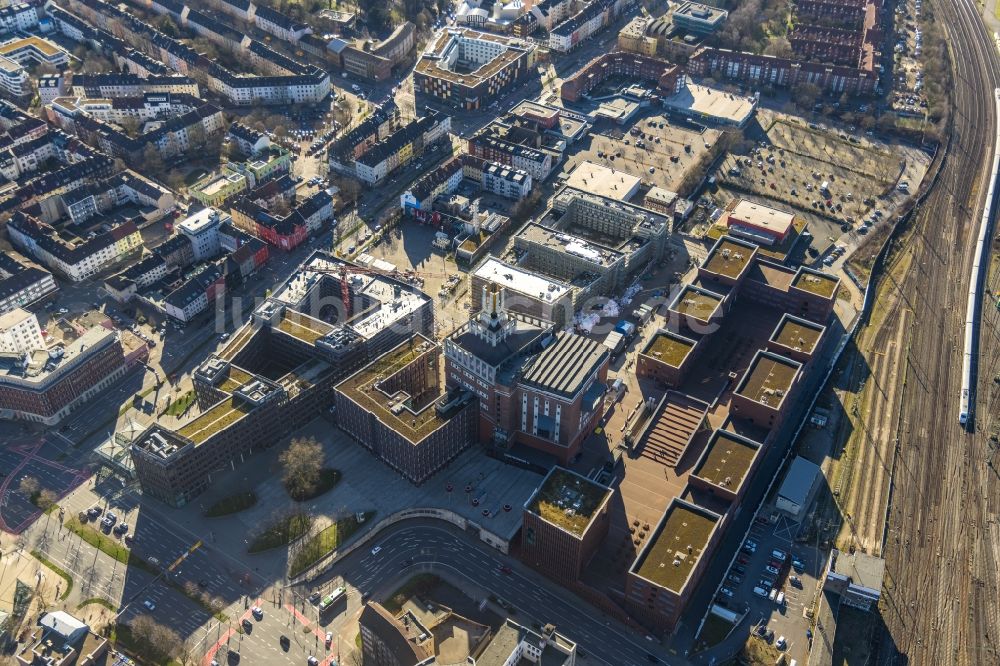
307, 521, 665, 666
31, 483, 262, 651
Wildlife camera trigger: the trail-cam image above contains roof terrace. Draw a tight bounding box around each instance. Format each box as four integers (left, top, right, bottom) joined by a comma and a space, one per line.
735, 351, 801, 407
526, 467, 611, 537
633, 499, 721, 592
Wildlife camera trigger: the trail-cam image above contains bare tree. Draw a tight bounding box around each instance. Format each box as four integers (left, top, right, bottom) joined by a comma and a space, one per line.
129, 615, 183, 662
334, 177, 363, 205
763, 37, 793, 59
35, 490, 57, 511
279, 437, 325, 500
19, 476, 39, 500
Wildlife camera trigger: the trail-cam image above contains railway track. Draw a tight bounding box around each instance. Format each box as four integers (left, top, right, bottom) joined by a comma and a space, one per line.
844, 0, 1000, 662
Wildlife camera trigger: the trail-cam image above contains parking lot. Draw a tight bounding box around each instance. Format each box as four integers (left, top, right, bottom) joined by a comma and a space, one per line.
714, 515, 825, 665
559, 111, 719, 193
711, 112, 931, 256
891, 0, 928, 115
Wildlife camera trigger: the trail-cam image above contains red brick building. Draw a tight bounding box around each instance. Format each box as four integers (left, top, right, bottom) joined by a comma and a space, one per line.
0, 327, 130, 425
444, 284, 609, 464
687, 47, 878, 95
521, 467, 613, 582
560, 52, 683, 103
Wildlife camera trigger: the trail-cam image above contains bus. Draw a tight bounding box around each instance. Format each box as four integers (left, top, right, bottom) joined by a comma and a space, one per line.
318, 586, 346, 613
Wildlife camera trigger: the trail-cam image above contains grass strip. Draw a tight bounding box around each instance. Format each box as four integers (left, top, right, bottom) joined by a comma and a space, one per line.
162, 579, 228, 622
31, 551, 73, 600
289, 511, 374, 577
65, 517, 155, 573
78, 597, 116, 611
163, 390, 196, 417
203, 491, 257, 517
248, 512, 313, 553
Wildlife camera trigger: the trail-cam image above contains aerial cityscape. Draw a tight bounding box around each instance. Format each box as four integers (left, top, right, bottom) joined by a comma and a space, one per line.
0, 0, 995, 664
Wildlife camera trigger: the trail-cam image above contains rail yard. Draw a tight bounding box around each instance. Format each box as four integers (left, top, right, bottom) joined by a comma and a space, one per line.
833, 0, 1000, 661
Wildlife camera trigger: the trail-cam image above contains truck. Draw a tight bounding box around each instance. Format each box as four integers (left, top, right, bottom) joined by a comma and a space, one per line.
615, 320, 636, 338
603, 330, 626, 357
318, 586, 346, 613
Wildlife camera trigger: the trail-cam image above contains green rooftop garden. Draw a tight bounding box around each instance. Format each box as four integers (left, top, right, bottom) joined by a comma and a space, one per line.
528, 468, 610, 537
635, 502, 718, 592
176, 397, 251, 445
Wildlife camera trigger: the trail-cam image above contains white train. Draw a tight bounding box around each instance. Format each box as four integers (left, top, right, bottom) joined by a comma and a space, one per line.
959, 88, 1000, 426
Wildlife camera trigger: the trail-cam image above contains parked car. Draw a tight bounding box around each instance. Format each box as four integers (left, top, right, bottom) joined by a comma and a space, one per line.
765, 565, 781, 576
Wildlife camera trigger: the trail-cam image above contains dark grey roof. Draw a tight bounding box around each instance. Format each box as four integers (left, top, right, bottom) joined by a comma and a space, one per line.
520, 331, 608, 399
776, 456, 820, 506
356, 112, 444, 169
450, 319, 547, 369
357, 603, 429, 666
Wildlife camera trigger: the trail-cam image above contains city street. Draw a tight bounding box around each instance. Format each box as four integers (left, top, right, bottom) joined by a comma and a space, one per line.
307, 521, 668, 666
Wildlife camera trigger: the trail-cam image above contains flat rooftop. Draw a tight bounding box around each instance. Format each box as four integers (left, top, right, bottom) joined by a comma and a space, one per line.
526, 467, 611, 537
416, 28, 529, 87
793, 267, 839, 299
277, 309, 334, 344
736, 351, 800, 407
564, 161, 641, 201
643, 330, 696, 367
195, 173, 243, 197
771, 314, 824, 354
728, 199, 795, 237
473, 257, 570, 303
633, 499, 720, 592
0, 36, 63, 58
336, 337, 449, 444
176, 396, 251, 445
671, 285, 723, 322
747, 260, 795, 292
350, 273, 430, 339
663, 81, 756, 125
703, 237, 756, 279
217, 366, 254, 393
517, 223, 624, 268
510, 100, 559, 121
692, 430, 760, 492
